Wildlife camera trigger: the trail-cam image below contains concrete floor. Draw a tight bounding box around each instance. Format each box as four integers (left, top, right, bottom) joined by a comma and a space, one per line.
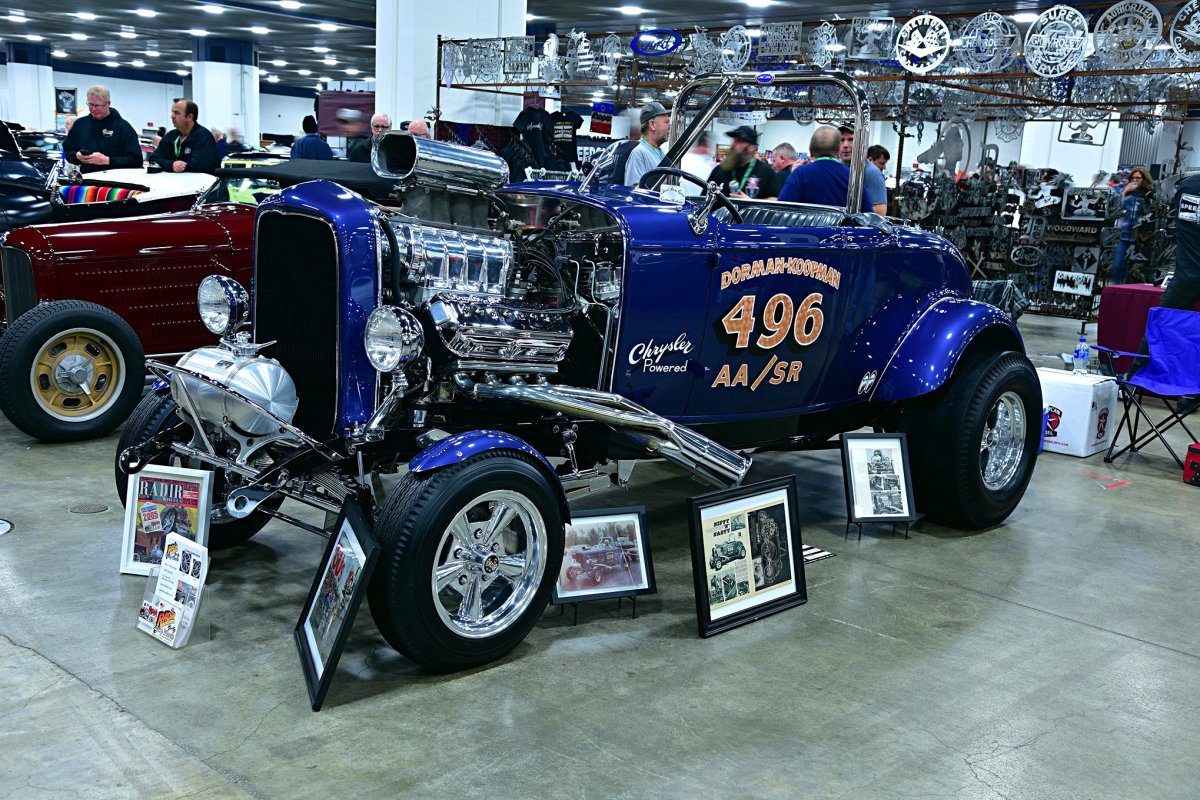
2, 312, 1199, 799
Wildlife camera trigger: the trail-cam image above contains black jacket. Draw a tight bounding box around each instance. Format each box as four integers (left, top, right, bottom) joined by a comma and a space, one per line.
150, 124, 219, 173
62, 108, 143, 174
346, 136, 372, 163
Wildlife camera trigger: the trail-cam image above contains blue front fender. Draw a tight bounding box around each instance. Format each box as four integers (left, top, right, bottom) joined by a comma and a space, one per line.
872, 298, 1023, 402
408, 430, 569, 522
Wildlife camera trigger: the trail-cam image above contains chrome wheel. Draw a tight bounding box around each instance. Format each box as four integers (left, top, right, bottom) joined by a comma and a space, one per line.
980, 389, 1026, 491
29, 327, 125, 422
431, 489, 548, 639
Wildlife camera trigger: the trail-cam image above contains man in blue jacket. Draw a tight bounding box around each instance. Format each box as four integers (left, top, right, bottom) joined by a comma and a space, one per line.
150, 98, 218, 173
290, 115, 333, 160
62, 85, 143, 174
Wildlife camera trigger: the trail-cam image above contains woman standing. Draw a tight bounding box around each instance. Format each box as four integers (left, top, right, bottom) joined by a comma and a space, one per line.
1111, 167, 1153, 285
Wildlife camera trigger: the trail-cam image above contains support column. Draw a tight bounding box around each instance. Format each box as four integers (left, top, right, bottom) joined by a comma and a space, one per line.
375, 0, 526, 127
6, 44, 54, 130
191, 38, 261, 145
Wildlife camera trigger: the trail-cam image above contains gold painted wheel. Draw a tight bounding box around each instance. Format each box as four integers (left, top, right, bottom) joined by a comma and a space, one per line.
29, 326, 126, 422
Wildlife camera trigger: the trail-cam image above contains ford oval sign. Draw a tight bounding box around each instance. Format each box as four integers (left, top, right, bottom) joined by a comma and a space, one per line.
755, 72, 775, 84
631, 29, 683, 57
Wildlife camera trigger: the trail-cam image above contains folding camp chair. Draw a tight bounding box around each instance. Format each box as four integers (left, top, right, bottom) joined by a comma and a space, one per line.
1093, 306, 1200, 469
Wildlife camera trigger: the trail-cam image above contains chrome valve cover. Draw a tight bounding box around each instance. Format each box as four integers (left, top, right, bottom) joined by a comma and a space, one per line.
172, 346, 298, 436
427, 294, 573, 371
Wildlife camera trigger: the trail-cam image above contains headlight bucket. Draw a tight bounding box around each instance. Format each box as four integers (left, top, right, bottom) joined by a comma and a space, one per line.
197, 275, 250, 337
364, 306, 424, 372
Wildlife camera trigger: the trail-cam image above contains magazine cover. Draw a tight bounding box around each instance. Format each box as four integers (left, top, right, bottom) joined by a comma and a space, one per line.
121, 465, 211, 576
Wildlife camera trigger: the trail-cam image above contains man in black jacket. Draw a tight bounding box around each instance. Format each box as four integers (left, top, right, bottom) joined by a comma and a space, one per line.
62, 85, 143, 174
150, 98, 218, 173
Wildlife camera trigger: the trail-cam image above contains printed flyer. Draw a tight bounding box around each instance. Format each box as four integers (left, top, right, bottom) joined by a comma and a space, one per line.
137, 533, 209, 648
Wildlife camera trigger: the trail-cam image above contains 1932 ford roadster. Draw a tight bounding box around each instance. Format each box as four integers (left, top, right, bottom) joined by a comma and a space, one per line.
116, 72, 1041, 672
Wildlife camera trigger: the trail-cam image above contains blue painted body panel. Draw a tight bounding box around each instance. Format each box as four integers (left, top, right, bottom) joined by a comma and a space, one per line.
408, 429, 557, 474
256, 181, 379, 431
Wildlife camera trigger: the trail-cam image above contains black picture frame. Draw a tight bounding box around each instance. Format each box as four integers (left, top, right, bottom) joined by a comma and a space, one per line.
840, 432, 918, 524
294, 498, 380, 712
687, 476, 806, 638
551, 506, 656, 605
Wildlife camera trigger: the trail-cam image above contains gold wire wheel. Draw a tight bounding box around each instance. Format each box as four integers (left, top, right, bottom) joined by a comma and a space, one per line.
29, 327, 125, 422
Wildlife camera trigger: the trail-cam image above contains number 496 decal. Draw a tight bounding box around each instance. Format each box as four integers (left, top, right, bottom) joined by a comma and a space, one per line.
720, 292, 825, 349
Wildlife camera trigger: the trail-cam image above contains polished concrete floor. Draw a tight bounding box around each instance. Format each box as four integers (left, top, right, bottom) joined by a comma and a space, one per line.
2, 313, 1199, 799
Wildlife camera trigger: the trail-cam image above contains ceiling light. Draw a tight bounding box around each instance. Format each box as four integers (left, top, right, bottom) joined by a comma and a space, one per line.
1010, 11, 1039, 23
256, 67, 268, 75
363, 76, 374, 82
279, 0, 302, 8
745, 0, 773, 7
323, 56, 337, 64
312, 46, 329, 53
68, 32, 89, 41
5, 12, 25, 22
131, 59, 145, 67
297, 68, 311, 75
249, 26, 270, 34
267, 58, 285, 66
319, 76, 333, 83
75, 11, 98, 20
101, 49, 119, 56
345, 67, 359, 75
24, 34, 43, 41
146, 49, 160, 56
201, 4, 224, 13
176, 69, 189, 75
188, 29, 209, 36
105, 61, 119, 67
525, 13, 541, 21
134, 8, 157, 17
617, 5, 645, 14
118, 30, 138, 38
267, 74, 279, 83
317, 22, 338, 31
182, 60, 193, 66
52, 49, 67, 57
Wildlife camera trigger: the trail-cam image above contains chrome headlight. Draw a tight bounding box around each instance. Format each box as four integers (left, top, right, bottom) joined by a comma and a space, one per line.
197, 275, 250, 336
364, 306, 424, 372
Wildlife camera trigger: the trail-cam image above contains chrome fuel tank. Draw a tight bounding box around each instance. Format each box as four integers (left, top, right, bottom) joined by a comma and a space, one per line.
172, 346, 298, 436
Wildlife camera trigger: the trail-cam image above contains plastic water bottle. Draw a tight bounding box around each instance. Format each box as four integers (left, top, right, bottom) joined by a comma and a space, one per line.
1072, 336, 1088, 375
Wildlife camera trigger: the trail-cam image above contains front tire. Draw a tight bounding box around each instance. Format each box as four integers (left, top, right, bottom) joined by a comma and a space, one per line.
901, 350, 1042, 529
368, 451, 564, 673
0, 300, 144, 442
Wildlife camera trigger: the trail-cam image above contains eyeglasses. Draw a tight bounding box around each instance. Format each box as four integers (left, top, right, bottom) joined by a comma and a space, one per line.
371, 124, 389, 130
87, 101, 109, 108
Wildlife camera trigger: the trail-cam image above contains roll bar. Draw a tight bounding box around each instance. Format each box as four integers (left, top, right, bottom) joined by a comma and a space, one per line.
652, 70, 871, 215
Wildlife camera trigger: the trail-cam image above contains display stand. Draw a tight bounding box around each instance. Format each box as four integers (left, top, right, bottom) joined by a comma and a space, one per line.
557, 594, 639, 625
844, 516, 922, 542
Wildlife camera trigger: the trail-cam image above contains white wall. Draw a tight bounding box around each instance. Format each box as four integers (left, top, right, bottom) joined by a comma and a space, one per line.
50, 71, 183, 134
1018, 116, 1125, 183
260, 93, 316, 139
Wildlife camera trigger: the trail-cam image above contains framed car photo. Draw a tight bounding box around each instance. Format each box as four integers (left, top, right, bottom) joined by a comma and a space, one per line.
120, 464, 212, 576
552, 507, 655, 605
840, 432, 918, 524
294, 497, 380, 712
687, 476, 806, 638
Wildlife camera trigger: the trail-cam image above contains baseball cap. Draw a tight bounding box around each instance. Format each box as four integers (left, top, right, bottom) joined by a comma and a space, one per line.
726, 125, 759, 145
640, 101, 670, 125
335, 108, 362, 123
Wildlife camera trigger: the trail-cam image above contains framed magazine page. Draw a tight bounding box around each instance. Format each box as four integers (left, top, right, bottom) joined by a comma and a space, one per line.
687, 476, 806, 638
551, 507, 655, 605
840, 432, 918, 523
121, 465, 212, 576
294, 498, 379, 712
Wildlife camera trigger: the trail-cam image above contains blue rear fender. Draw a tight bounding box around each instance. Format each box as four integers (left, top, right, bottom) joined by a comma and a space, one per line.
408, 430, 570, 523
871, 298, 1023, 403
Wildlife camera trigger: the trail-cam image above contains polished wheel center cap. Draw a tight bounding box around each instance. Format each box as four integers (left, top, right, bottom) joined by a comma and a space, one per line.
54, 354, 93, 391
483, 555, 499, 574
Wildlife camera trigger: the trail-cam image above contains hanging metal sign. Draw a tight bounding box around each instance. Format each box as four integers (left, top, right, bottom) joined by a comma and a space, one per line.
503, 37, 534, 78
1169, 0, 1200, 64
1024, 5, 1089, 77
847, 17, 896, 60
631, 28, 683, 57
758, 22, 804, 58
808, 22, 838, 68
894, 14, 951, 74
566, 30, 596, 77
720, 26, 753, 70
1093, 0, 1162, 68
958, 12, 1020, 72
688, 30, 721, 74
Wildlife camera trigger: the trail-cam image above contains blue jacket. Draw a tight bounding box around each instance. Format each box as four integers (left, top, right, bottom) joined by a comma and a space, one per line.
291, 133, 333, 160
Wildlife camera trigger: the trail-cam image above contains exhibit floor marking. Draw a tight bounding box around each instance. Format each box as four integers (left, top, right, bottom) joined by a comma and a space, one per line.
802, 544, 835, 564
1077, 471, 1131, 490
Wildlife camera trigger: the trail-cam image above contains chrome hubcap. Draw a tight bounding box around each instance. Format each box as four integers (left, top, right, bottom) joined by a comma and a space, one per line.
980, 390, 1026, 491
431, 490, 547, 639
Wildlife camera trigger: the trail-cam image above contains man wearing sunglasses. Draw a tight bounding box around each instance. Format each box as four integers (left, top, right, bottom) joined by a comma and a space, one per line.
62, 84, 143, 174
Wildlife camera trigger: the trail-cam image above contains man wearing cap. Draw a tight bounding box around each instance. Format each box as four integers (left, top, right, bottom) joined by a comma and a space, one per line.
706, 126, 779, 200
831, 124, 887, 214
624, 101, 672, 187
780, 125, 875, 209
291, 115, 333, 160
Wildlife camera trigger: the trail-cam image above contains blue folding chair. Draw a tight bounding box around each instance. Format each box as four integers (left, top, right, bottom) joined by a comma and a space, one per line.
1093, 306, 1200, 468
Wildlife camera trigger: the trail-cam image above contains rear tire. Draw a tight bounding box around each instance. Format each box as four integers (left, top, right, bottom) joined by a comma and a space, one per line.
901, 350, 1041, 529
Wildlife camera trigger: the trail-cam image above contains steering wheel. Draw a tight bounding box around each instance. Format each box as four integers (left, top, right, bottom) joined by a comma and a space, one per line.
638, 167, 743, 224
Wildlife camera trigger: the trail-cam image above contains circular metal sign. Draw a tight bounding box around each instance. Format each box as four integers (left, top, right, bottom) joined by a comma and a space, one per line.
1093, 0, 1162, 68
959, 12, 1020, 73
1024, 5, 1090, 77
1170, 0, 1200, 64
721, 26, 753, 71
895, 14, 951, 74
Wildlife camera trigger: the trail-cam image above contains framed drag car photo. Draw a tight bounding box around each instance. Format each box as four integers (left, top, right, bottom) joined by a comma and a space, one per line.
552, 506, 655, 605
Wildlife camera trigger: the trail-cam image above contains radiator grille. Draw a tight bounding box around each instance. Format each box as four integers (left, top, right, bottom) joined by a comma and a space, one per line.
1, 247, 36, 326
254, 212, 339, 438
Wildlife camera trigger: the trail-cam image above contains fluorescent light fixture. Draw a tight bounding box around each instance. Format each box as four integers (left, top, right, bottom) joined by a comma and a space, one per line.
363, 76, 374, 82
323, 56, 337, 65
105, 61, 119, 67
312, 46, 330, 53
297, 68, 311, 75
182, 60, 193, 66
525, 13, 541, 20
317, 22, 337, 31
256, 67, 268, 75
176, 69, 189, 75
146, 49, 160, 56
68, 32, 89, 40
188, 29, 209, 36
345, 67, 359, 75
52, 49, 67, 57
5, 12, 25, 22
249, 26, 270, 34
745, 0, 773, 7
201, 4, 224, 12
319, 76, 333, 82
279, 0, 302, 8
131, 59, 145, 66
134, 8, 157, 17
75, 11, 98, 20
267, 74, 279, 83
101, 49, 119, 56
118, 30, 138, 38
1010, 11, 1039, 23
617, 6, 645, 14
25, 34, 43, 41
270, 59, 287, 66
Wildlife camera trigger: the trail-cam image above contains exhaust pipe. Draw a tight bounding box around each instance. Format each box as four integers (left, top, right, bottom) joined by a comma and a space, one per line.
453, 375, 751, 487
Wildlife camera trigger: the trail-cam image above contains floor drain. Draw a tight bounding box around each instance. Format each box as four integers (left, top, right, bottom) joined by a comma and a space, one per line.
68, 503, 109, 514
0, 520, 12, 536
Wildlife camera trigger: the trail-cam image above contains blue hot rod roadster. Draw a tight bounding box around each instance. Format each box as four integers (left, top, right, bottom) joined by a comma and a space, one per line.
116, 72, 1040, 672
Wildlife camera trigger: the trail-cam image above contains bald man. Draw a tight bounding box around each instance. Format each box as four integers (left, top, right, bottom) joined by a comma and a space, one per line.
778, 125, 872, 210
407, 119, 430, 139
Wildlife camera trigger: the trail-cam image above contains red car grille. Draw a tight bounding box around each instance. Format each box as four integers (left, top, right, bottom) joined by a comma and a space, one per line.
1, 247, 36, 326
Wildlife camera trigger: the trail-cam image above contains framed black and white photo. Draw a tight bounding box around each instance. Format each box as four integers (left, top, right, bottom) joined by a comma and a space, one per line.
55, 87, 77, 116
552, 506, 655, 605
840, 433, 918, 524
294, 498, 379, 712
687, 476, 806, 638
121, 464, 212, 576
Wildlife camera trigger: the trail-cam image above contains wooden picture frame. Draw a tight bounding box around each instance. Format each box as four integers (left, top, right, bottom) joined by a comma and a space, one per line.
551, 506, 656, 605
121, 464, 212, 576
840, 432, 918, 524
687, 476, 806, 638
294, 498, 380, 712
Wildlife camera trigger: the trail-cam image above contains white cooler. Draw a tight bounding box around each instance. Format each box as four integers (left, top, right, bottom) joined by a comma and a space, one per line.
1036, 368, 1119, 458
